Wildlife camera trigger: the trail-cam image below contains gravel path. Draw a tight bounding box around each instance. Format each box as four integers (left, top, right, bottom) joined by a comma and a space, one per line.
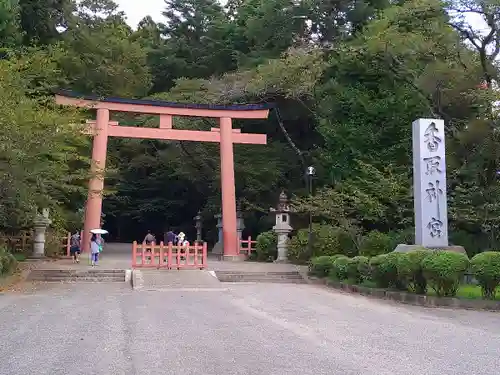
0, 282, 499, 375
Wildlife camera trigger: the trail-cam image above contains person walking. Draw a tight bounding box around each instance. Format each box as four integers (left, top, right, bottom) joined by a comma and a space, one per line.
70, 231, 81, 263
165, 229, 176, 245
90, 234, 100, 267
143, 230, 155, 245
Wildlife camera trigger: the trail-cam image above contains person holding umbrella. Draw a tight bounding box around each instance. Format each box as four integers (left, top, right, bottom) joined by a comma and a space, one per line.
90, 229, 108, 265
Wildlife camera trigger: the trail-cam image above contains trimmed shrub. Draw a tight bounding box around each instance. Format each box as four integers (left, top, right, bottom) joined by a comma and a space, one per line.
421, 251, 469, 297
309, 255, 342, 277
347, 256, 369, 283
331, 256, 350, 280
397, 249, 430, 294
255, 231, 278, 262
369, 253, 401, 288
359, 231, 394, 257
470, 251, 500, 299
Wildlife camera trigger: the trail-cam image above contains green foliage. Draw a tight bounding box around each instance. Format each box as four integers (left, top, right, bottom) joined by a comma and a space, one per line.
369, 253, 402, 288
331, 256, 350, 280
255, 230, 277, 262
0, 55, 86, 230
308, 255, 342, 278
470, 252, 500, 300
0, 246, 18, 276
359, 230, 395, 257
347, 255, 369, 283
396, 249, 430, 294
421, 251, 470, 297
288, 224, 358, 263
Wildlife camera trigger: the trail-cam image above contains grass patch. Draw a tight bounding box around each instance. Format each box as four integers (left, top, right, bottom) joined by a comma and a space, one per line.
426, 284, 500, 300
326, 276, 500, 300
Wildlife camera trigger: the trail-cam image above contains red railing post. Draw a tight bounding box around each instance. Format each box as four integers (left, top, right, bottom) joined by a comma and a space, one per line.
132, 241, 137, 268
247, 236, 252, 255
167, 242, 173, 269
194, 242, 199, 267
159, 241, 164, 268
176, 243, 181, 269
141, 242, 146, 266
150, 241, 156, 267
202, 242, 207, 269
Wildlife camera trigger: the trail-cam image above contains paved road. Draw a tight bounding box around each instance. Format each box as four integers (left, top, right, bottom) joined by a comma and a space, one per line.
0, 282, 499, 375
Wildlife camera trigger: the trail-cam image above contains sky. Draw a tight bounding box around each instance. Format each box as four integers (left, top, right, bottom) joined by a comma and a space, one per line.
115, 0, 166, 27
115, 0, 486, 33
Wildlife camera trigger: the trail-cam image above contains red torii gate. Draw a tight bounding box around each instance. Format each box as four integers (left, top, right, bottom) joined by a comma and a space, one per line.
55, 91, 270, 260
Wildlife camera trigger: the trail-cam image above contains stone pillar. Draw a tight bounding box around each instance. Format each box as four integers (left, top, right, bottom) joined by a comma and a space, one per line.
32, 209, 52, 258
394, 119, 464, 253
194, 210, 203, 243
212, 213, 224, 255
271, 191, 293, 262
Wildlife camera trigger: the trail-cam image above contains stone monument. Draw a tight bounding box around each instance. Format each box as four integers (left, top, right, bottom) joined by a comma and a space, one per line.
394, 118, 465, 253
32, 208, 52, 258
270, 191, 293, 262
194, 210, 203, 244
212, 212, 224, 255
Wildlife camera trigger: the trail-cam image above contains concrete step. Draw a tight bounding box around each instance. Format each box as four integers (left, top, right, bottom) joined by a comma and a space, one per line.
214, 271, 306, 284
27, 269, 126, 282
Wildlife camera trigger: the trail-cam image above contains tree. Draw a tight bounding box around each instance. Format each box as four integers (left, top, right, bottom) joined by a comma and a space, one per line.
57, 0, 151, 97
0, 53, 86, 230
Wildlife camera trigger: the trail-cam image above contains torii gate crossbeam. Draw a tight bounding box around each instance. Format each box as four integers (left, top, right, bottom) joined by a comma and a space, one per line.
55, 91, 270, 260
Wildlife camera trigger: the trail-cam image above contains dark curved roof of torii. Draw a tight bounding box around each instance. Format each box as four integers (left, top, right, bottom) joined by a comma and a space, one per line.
56, 90, 275, 111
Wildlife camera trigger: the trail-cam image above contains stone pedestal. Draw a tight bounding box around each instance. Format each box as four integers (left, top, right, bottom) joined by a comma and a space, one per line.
32, 209, 52, 258
394, 244, 466, 254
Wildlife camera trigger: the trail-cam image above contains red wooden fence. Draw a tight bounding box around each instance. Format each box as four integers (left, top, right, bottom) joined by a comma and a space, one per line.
239, 236, 257, 256
132, 241, 207, 270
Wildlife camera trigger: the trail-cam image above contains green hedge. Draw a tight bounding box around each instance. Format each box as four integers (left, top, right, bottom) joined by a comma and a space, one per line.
309, 255, 343, 277
397, 249, 429, 294
331, 256, 350, 280
369, 253, 402, 288
308, 249, 500, 301
359, 231, 394, 257
347, 256, 369, 283
470, 252, 500, 299
421, 251, 469, 297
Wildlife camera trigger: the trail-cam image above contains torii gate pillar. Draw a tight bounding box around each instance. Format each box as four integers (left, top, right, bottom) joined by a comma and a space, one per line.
219, 117, 239, 259
82, 108, 109, 253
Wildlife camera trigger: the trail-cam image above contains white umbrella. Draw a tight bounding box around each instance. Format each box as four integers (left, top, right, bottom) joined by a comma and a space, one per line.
90, 229, 108, 235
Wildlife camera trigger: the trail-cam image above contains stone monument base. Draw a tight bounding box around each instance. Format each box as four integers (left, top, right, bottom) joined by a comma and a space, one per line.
393, 244, 467, 254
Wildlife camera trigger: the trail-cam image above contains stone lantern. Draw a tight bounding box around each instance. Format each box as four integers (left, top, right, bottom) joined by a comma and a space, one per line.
32, 208, 52, 258
236, 201, 245, 242
212, 211, 223, 254
270, 191, 293, 262
193, 210, 203, 244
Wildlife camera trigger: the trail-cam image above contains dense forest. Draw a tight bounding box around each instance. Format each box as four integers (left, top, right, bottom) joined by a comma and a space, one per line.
1, 0, 500, 255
